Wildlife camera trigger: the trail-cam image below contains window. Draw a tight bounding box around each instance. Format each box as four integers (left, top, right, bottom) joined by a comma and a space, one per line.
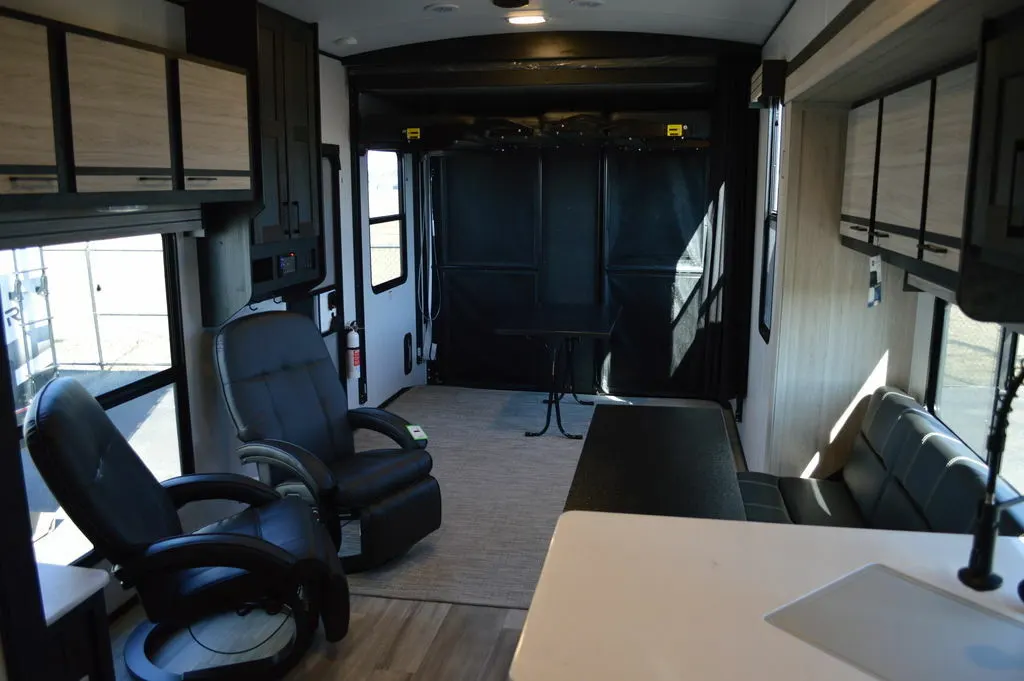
930, 302, 1023, 491
758, 101, 784, 343
3, 234, 189, 565
367, 150, 407, 293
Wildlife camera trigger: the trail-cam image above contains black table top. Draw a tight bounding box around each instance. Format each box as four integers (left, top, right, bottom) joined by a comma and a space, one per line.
493, 304, 619, 339
564, 404, 746, 521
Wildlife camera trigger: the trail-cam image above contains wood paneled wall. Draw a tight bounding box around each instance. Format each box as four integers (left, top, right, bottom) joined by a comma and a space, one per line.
766, 104, 918, 477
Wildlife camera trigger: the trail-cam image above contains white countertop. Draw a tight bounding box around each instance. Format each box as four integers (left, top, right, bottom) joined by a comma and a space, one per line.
511, 512, 1024, 681
37, 562, 110, 626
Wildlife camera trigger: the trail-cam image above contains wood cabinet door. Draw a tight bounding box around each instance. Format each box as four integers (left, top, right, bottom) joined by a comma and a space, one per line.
179, 59, 251, 184
840, 100, 878, 242
67, 33, 172, 188
0, 16, 58, 194
924, 64, 975, 268
282, 21, 320, 240
253, 20, 290, 244
875, 81, 931, 248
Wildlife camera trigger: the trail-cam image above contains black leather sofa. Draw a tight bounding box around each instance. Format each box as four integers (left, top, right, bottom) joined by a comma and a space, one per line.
738, 386, 1024, 534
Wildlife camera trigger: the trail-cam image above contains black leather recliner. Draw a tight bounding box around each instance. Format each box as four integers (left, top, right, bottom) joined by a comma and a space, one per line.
24, 378, 350, 681
215, 311, 442, 572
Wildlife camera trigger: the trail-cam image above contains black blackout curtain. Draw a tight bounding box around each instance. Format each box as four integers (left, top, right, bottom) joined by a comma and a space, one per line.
431, 146, 724, 399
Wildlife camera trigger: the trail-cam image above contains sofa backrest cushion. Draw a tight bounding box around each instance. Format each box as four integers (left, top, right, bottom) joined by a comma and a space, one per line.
843, 387, 928, 519
865, 411, 941, 531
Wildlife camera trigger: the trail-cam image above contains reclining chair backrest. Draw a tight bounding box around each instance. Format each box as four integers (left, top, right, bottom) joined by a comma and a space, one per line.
215, 311, 356, 472
23, 378, 183, 566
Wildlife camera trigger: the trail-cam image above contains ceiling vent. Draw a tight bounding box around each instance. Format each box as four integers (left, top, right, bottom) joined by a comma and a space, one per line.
425, 3, 460, 13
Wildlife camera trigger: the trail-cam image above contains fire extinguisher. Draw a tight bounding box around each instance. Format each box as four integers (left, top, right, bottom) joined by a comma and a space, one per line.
346, 322, 362, 381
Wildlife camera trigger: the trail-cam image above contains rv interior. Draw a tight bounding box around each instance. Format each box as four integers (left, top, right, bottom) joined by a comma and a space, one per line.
3, 0, 1024, 679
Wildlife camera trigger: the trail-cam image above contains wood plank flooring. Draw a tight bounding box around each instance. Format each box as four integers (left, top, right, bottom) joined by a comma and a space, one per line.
110, 596, 525, 681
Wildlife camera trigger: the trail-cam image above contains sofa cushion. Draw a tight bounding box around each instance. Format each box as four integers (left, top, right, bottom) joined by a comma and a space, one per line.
863, 411, 943, 531
924, 456, 991, 534
869, 483, 930, 531
842, 434, 890, 520
737, 472, 792, 524
778, 478, 866, 528
896, 429, 962, 508
863, 389, 926, 453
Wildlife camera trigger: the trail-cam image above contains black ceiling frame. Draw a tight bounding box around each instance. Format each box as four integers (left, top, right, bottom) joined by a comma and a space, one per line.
349, 66, 718, 92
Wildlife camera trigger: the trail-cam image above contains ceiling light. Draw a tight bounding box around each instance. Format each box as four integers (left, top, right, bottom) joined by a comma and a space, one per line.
507, 14, 546, 25
571, 0, 605, 6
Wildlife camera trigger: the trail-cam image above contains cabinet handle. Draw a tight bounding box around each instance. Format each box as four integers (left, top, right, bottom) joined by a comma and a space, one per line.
137, 176, 171, 183
186, 176, 218, 183
9, 176, 57, 184
291, 201, 301, 235
848, 225, 868, 233
873, 231, 891, 239
281, 202, 291, 235
922, 243, 949, 254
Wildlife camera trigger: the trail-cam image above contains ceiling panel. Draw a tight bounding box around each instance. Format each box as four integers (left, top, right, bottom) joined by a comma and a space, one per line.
257, 0, 792, 56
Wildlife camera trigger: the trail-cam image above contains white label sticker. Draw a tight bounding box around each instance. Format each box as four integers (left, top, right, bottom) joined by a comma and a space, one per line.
406, 425, 428, 441
868, 255, 882, 308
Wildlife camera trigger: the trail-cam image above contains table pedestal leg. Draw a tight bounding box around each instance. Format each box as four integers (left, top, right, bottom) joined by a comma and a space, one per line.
526, 342, 558, 437
527, 341, 583, 439
565, 338, 595, 406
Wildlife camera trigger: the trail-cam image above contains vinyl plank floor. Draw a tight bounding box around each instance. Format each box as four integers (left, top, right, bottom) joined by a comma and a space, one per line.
110, 596, 526, 681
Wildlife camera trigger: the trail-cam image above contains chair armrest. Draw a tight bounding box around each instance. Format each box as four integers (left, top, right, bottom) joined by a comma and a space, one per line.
237, 440, 336, 501
117, 533, 296, 587
348, 408, 427, 449
161, 474, 281, 509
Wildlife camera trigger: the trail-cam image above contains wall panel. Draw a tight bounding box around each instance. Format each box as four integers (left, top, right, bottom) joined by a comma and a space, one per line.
767, 105, 917, 477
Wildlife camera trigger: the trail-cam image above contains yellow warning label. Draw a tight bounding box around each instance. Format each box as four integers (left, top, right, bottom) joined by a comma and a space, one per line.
666, 124, 686, 137
406, 127, 422, 140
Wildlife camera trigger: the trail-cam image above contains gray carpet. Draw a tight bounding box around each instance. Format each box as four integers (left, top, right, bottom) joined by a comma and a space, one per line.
346, 386, 594, 610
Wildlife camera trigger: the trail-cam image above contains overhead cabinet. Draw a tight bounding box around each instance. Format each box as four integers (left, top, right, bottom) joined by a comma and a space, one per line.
873, 81, 931, 259
0, 8, 252, 210
923, 64, 975, 273
0, 16, 57, 195
179, 59, 253, 191
840, 101, 878, 244
838, 62, 977, 291
67, 34, 174, 193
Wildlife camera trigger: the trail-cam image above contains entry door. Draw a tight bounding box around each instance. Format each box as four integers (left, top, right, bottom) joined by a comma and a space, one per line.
356, 150, 422, 406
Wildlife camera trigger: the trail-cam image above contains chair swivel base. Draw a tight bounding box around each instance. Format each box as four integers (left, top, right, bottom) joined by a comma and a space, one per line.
123, 603, 316, 681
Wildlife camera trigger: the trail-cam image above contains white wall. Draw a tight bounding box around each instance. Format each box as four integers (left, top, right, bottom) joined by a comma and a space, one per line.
0, 0, 185, 50
739, 109, 774, 473
319, 55, 360, 407
763, 0, 856, 60
908, 292, 937, 401
740, 0, 858, 470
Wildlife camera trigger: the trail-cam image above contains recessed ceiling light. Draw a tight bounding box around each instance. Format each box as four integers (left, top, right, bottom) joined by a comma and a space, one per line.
332, 36, 358, 46
571, 0, 605, 7
424, 3, 460, 13
507, 14, 546, 25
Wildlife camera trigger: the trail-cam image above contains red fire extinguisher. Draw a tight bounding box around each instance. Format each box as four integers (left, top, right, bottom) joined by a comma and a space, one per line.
346, 322, 361, 380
